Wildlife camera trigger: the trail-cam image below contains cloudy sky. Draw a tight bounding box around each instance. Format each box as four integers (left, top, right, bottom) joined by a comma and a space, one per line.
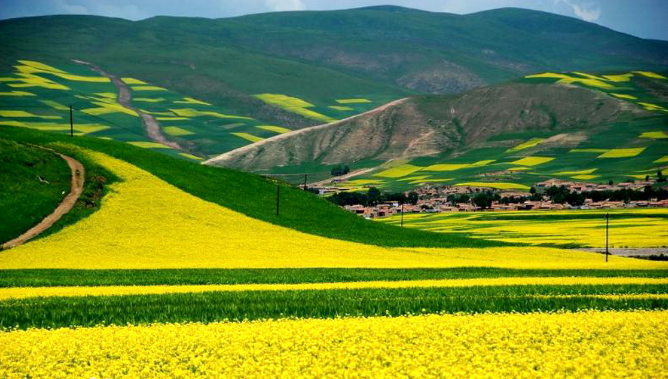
1, 0, 666, 40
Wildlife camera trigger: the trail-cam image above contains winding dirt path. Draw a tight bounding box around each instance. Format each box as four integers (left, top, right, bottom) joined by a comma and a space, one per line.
1, 152, 85, 250
73, 59, 182, 150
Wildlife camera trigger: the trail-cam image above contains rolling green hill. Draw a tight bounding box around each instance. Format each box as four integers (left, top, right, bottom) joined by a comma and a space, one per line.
1, 7, 667, 186
209, 70, 668, 191
1, 6, 667, 128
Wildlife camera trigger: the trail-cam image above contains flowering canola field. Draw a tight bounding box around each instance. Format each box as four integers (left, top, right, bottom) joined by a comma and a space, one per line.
379, 209, 668, 248
1, 149, 665, 270
1, 310, 666, 379
3, 276, 668, 300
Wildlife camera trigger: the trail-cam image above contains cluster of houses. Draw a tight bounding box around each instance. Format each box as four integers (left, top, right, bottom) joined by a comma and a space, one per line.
534, 179, 656, 192
344, 198, 668, 219
340, 178, 668, 219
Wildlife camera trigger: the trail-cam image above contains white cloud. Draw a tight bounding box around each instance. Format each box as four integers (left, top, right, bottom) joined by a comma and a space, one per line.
264, 0, 305, 12
555, 0, 601, 22
54, 0, 90, 15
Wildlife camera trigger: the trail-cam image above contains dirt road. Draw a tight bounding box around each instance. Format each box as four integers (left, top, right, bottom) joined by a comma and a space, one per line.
2, 152, 85, 249
73, 60, 182, 150
308, 168, 376, 187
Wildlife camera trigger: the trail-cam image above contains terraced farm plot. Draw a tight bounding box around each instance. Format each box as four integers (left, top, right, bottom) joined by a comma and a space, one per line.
374, 163, 423, 178
254, 93, 336, 123
507, 138, 545, 152
512, 156, 555, 166
598, 148, 646, 158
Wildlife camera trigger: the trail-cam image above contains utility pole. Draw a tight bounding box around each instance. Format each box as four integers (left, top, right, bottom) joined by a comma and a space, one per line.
605, 212, 610, 262
69, 105, 74, 137
400, 202, 404, 227
276, 184, 280, 216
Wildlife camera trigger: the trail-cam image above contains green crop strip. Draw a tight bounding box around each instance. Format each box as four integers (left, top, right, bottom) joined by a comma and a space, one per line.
1, 268, 667, 287
1, 284, 667, 329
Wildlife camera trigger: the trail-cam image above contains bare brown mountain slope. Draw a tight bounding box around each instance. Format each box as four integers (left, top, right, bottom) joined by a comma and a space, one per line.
205, 83, 643, 171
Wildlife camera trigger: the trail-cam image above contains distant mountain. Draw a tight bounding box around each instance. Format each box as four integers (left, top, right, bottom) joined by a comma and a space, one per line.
206, 83, 636, 170
206, 71, 668, 191
1, 6, 667, 128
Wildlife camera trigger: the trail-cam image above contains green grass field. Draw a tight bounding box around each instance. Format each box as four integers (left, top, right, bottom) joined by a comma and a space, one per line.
0, 139, 70, 243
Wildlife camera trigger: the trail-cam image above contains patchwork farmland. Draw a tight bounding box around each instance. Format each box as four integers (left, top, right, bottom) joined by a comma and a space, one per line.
1, 125, 668, 378
0, 60, 383, 161
2, 5, 668, 379
327, 71, 668, 192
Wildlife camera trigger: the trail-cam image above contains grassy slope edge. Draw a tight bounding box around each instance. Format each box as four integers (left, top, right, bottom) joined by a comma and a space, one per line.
0, 126, 505, 248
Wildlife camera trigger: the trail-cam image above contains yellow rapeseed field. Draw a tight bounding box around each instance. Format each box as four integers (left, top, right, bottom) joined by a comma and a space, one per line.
255, 93, 335, 123
1, 150, 665, 269
336, 98, 372, 104
423, 160, 494, 172
454, 182, 531, 190
1, 310, 666, 378
231, 132, 264, 143
2, 277, 667, 300
598, 148, 647, 158
131, 85, 168, 91
382, 209, 668, 248
374, 164, 423, 178
511, 156, 555, 166
170, 108, 253, 119
255, 125, 291, 134
507, 138, 544, 152
121, 77, 147, 85
174, 97, 212, 106
163, 126, 194, 136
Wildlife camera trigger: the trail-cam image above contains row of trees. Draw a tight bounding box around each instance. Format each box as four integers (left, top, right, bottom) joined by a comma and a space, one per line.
516, 185, 668, 206
328, 187, 419, 207
330, 165, 350, 177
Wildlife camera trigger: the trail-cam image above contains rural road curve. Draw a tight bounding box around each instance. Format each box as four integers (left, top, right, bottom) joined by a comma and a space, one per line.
308, 167, 376, 187
204, 97, 410, 166
1, 151, 85, 249
73, 59, 183, 150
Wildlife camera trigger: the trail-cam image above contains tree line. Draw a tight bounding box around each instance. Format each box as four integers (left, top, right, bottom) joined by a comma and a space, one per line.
328, 187, 419, 206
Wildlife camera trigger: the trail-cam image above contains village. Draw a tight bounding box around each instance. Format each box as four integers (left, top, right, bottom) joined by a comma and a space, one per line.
333, 178, 668, 219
